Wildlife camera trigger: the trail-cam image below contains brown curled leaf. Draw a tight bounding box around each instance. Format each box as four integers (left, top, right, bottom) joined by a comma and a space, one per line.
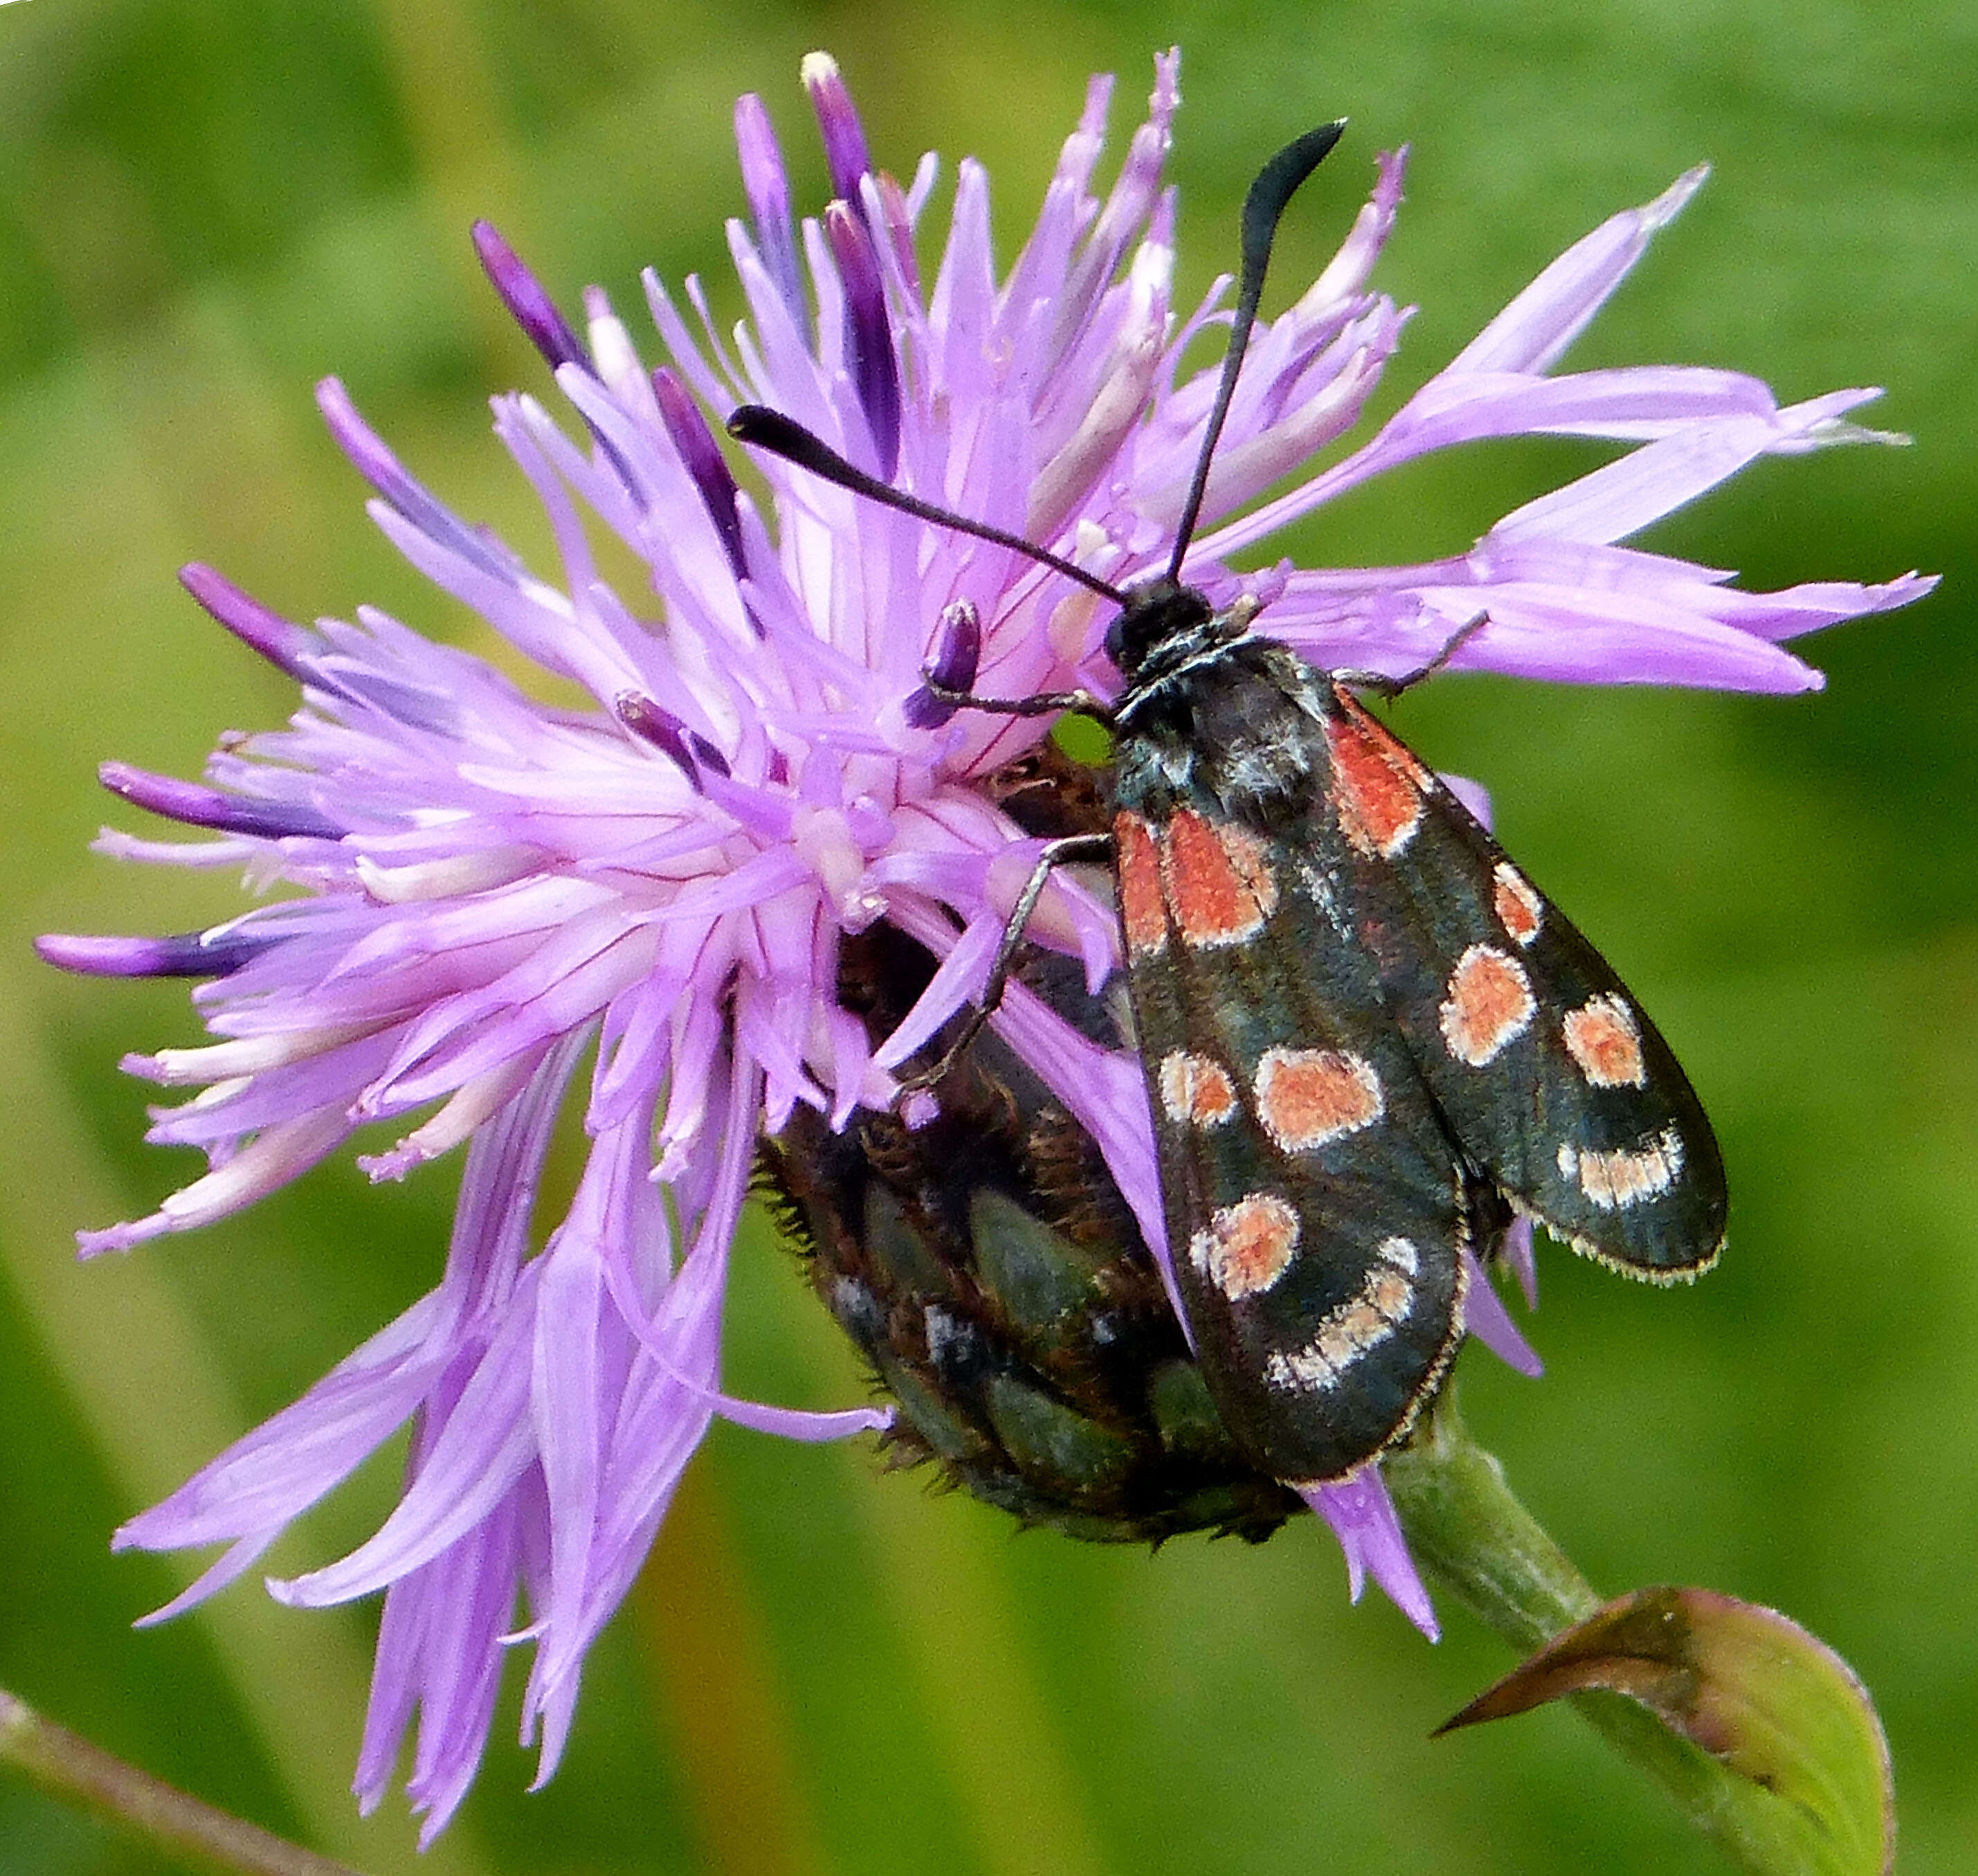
1437, 1587, 1894, 1875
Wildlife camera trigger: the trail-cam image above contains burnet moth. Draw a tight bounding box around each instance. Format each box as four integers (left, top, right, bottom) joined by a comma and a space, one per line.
729, 122, 1726, 1490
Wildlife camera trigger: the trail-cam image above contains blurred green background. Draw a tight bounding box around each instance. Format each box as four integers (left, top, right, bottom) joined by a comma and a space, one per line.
1, 0, 1971, 1870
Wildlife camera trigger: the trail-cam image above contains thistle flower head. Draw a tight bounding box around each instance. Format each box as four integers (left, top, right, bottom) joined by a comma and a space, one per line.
39, 49, 1930, 1835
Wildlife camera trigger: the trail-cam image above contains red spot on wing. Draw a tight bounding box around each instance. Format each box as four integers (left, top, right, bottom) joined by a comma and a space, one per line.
1563, 995, 1647, 1088
1492, 863, 1543, 946
1254, 1047, 1383, 1151
1440, 945, 1535, 1065
1161, 808, 1278, 948
1191, 1193, 1300, 1299
1325, 696, 1426, 857
1158, 1051, 1240, 1128
1115, 811, 1167, 957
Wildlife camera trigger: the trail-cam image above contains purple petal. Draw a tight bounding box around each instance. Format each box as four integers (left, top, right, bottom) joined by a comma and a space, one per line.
733, 91, 808, 335
532, 1184, 617, 1675
1197, 366, 1828, 563
1267, 568, 1835, 694
867, 911, 1001, 1072
317, 378, 524, 586
116, 1292, 458, 1553
472, 221, 590, 374
712, 1396, 891, 1440
1059, 49, 1179, 344
800, 51, 872, 206
824, 202, 901, 478
1503, 1216, 1539, 1309
1461, 1249, 1544, 1377
270, 1278, 540, 1605
361, 1486, 529, 1842
1304, 1470, 1439, 1638
592, 1235, 890, 1441
134, 1533, 280, 1627
99, 762, 341, 841
179, 563, 320, 675
1448, 166, 1707, 376
79, 1111, 351, 1254
1495, 389, 1890, 544
35, 929, 270, 980
651, 368, 746, 574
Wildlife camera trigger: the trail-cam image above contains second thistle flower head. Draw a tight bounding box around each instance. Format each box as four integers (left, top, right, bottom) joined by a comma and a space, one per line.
40, 48, 1930, 1834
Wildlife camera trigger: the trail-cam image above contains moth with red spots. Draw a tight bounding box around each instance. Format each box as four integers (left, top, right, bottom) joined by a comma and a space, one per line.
730, 123, 1725, 1492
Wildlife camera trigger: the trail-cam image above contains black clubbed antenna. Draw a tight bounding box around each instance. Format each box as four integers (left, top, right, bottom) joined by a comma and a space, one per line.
1165, 120, 1348, 581
727, 405, 1127, 605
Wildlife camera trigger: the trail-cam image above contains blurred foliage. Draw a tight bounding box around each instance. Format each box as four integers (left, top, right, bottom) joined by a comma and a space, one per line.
0, 1, 1972, 1872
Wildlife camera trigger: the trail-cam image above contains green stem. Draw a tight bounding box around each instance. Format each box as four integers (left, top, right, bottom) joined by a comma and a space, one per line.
1383, 1387, 1833, 1876
0, 1688, 366, 1876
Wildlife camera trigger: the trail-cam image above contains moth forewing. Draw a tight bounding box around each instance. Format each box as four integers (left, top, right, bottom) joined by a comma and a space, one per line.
1112, 651, 1475, 1483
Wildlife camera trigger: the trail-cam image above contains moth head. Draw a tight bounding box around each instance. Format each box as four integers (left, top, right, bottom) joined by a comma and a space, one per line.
1106, 582, 1259, 684
1105, 579, 1215, 679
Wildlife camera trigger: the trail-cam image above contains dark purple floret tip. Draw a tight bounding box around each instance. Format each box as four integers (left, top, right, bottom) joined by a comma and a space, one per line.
800, 51, 872, 208
100, 762, 342, 841
36, 929, 268, 979
687, 732, 732, 779
472, 221, 590, 374
615, 694, 704, 790
907, 601, 982, 728
653, 368, 746, 575
824, 204, 900, 480
179, 564, 317, 675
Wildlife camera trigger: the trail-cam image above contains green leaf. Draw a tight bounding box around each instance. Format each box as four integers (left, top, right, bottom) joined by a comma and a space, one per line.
1440, 1587, 1894, 1875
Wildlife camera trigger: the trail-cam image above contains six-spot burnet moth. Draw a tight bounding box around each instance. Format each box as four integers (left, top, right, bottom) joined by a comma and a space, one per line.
729, 120, 1726, 1491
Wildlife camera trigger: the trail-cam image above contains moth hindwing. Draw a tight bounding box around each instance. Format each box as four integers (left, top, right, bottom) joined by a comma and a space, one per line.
727, 120, 1725, 1491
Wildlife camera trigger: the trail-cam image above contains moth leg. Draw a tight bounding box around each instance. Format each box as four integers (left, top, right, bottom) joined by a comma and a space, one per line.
921, 676, 1116, 728
1336, 611, 1491, 698
895, 831, 1115, 1099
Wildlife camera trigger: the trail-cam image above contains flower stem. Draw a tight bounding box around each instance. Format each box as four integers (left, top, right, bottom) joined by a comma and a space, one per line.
0, 1688, 365, 1876
1383, 1385, 1835, 1876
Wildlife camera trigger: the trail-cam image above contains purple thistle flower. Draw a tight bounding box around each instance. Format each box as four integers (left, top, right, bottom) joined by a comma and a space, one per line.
39, 48, 1931, 1836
